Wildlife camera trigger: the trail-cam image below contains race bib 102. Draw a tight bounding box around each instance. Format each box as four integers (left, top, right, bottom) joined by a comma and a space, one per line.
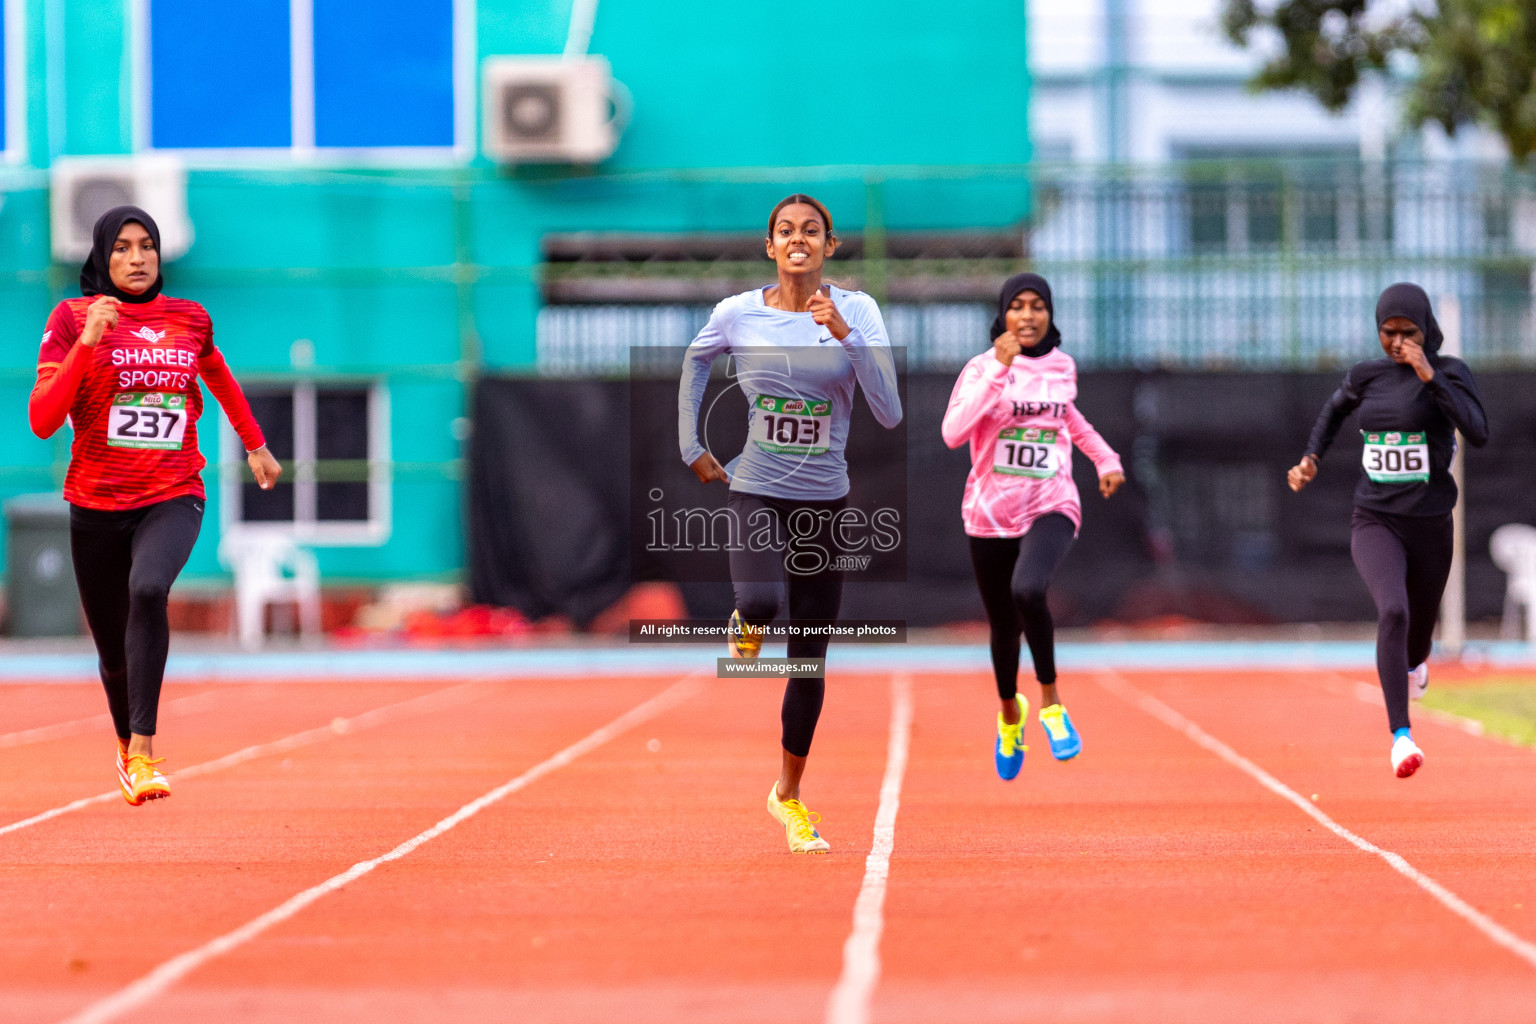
751, 395, 831, 456
1361, 430, 1429, 484
107, 392, 189, 451
994, 427, 1058, 479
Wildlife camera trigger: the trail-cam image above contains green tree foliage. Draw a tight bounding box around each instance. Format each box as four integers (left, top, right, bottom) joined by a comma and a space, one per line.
1222, 0, 1536, 162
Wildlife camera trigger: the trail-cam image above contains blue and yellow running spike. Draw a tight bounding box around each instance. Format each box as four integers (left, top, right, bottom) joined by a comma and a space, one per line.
1039, 703, 1082, 761
994, 694, 1028, 780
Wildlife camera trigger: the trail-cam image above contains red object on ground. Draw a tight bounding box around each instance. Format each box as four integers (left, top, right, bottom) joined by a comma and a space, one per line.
400, 605, 533, 641
589, 582, 690, 635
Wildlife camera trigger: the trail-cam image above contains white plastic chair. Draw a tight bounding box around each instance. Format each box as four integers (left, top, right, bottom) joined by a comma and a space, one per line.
218, 532, 321, 649
1490, 523, 1536, 643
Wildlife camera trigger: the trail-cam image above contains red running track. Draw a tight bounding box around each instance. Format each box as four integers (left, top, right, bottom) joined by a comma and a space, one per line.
1, 666, 1534, 1023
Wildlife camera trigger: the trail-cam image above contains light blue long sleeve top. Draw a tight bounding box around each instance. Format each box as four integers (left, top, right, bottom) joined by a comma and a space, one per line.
678, 285, 903, 501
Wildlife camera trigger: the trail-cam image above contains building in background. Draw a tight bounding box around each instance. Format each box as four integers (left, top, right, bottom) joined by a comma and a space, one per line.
1029, 0, 1509, 165
1015, 0, 1535, 623
2, 0, 1532, 630
0, 0, 1032, 598
1023, 0, 1536, 372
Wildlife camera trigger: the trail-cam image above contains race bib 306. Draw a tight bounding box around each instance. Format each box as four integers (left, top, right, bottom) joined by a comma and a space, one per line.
1361, 430, 1429, 484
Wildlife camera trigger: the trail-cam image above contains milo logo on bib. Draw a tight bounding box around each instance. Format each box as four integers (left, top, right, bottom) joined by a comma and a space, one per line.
751, 395, 832, 456
1361, 430, 1429, 484
113, 392, 183, 409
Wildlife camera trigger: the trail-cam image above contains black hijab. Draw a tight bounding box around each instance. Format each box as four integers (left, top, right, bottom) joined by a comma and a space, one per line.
1375, 282, 1443, 355
80, 205, 164, 303
990, 272, 1061, 357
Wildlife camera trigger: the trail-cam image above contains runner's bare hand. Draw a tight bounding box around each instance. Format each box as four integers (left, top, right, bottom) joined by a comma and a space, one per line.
807, 287, 851, 341
1099, 470, 1125, 498
1287, 455, 1317, 492
994, 332, 1022, 368
1397, 338, 1435, 382
81, 297, 121, 347
248, 446, 283, 490
690, 451, 730, 485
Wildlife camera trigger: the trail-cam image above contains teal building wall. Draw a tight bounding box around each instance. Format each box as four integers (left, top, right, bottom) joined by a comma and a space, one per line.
0, 0, 1031, 588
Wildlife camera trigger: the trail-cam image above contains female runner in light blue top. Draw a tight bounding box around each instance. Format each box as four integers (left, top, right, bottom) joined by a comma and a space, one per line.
678, 194, 902, 853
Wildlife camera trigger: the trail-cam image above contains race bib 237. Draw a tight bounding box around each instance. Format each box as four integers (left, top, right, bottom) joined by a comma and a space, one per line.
106, 392, 189, 451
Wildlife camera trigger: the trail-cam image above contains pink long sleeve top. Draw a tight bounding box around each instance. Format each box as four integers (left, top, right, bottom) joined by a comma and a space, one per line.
941, 347, 1123, 538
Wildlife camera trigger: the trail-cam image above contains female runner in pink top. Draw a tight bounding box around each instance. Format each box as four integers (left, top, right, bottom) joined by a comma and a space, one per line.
942, 273, 1124, 779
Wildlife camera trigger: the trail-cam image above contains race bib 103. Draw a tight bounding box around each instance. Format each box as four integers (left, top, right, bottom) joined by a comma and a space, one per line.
107, 392, 189, 451
1361, 430, 1429, 484
751, 395, 831, 456
994, 427, 1058, 479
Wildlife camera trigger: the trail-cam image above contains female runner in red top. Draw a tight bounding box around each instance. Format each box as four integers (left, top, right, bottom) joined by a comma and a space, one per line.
28, 206, 281, 805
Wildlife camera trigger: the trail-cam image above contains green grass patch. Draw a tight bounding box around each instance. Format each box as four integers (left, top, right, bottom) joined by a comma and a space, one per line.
1422, 676, 1536, 748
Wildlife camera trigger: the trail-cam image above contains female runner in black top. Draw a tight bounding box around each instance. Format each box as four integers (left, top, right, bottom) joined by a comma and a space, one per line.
1287, 283, 1487, 778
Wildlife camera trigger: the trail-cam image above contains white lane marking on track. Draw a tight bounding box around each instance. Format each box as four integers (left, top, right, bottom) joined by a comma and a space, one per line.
1336, 675, 1493, 740
0, 677, 498, 839
825, 672, 914, 1024
0, 692, 221, 749
56, 672, 705, 1024
1306, 671, 1495, 742
1096, 671, 1536, 972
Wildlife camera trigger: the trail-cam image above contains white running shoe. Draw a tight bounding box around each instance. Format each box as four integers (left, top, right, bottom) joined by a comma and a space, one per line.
1391, 735, 1424, 778
1408, 663, 1429, 701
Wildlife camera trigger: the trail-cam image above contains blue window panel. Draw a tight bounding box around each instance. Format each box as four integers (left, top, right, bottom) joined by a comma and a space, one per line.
150, 0, 290, 149
314, 0, 454, 148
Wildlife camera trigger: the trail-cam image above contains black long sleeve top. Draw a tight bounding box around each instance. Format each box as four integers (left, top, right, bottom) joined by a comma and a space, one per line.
1304, 356, 1488, 517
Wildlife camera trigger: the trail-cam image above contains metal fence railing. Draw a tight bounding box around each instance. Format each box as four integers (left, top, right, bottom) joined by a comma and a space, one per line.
538, 159, 1536, 374
4, 160, 1534, 379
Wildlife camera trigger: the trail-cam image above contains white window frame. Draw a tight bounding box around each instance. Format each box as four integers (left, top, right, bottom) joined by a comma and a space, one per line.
220, 379, 393, 545
2, 0, 24, 165
131, 0, 476, 165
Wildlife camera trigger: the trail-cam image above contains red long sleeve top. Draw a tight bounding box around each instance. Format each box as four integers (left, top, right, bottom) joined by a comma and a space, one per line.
29, 295, 266, 511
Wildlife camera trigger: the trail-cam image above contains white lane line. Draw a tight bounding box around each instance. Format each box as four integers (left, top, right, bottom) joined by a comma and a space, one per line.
825, 672, 914, 1024
1096, 671, 1536, 972
1306, 671, 1494, 742
0, 677, 499, 839
1336, 675, 1493, 740
57, 672, 705, 1024
0, 692, 221, 750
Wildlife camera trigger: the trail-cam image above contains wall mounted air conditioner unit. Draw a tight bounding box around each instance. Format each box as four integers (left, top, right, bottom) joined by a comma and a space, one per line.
482, 56, 625, 164
50, 156, 193, 263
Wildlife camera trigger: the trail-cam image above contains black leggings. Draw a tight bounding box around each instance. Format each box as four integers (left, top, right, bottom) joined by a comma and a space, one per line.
968, 513, 1077, 702
1351, 507, 1453, 734
70, 496, 203, 738
727, 490, 845, 758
